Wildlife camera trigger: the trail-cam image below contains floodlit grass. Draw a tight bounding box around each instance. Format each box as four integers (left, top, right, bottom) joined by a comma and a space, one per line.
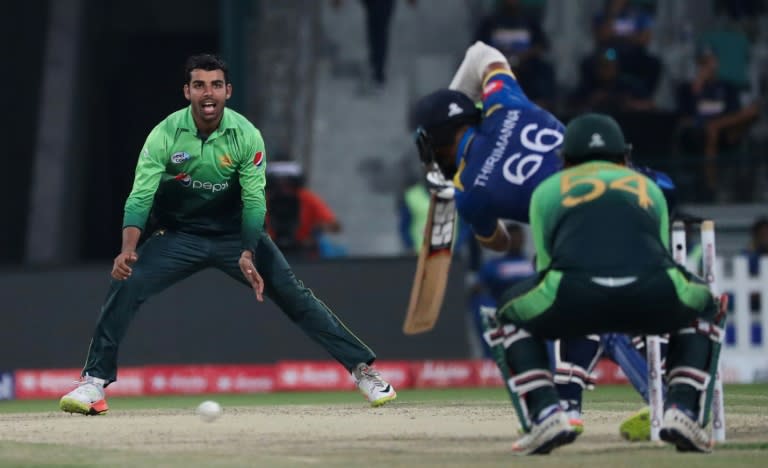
0, 385, 765, 467
2, 384, 764, 413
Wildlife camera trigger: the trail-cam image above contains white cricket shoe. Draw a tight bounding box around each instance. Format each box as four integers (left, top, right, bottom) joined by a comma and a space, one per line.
512, 405, 578, 455
560, 399, 584, 435
660, 406, 713, 453
59, 375, 109, 415
352, 363, 397, 407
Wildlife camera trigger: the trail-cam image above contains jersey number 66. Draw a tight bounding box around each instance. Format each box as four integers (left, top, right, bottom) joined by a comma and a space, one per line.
503, 124, 563, 185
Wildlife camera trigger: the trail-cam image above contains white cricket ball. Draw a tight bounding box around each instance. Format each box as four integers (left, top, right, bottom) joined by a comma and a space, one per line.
196, 400, 222, 422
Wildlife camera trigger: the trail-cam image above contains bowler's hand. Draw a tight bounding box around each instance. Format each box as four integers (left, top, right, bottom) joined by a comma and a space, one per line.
239, 251, 265, 302
112, 251, 138, 280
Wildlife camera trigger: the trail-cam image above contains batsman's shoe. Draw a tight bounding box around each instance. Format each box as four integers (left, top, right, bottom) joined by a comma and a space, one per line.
620, 407, 651, 441
560, 400, 584, 435
352, 363, 397, 407
659, 406, 713, 453
59, 375, 109, 415
512, 405, 578, 455
565, 409, 584, 435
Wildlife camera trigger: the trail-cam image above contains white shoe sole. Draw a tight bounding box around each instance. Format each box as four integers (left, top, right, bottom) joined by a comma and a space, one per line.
59, 396, 109, 415
659, 408, 712, 453
514, 412, 578, 455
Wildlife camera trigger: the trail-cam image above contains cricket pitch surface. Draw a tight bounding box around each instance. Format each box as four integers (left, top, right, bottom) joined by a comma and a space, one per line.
1, 402, 766, 467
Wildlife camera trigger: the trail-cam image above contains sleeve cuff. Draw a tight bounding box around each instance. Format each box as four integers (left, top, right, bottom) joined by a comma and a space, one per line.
122, 213, 147, 231
482, 69, 516, 88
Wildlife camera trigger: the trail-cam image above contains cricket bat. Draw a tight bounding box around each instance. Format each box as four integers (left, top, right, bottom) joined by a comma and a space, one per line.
402, 193, 456, 335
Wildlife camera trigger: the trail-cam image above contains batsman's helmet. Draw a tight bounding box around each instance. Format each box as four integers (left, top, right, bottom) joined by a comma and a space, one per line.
561, 113, 632, 164
411, 89, 481, 166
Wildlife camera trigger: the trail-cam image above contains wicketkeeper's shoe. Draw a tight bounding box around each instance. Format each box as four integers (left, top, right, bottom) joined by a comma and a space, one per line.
512, 405, 578, 455
59, 375, 109, 415
620, 406, 651, 441
352, 363, 397, 407
659, 406, 713, 453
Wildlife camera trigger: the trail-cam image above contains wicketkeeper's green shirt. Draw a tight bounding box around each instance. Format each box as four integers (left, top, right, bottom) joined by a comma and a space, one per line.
123, 106, 267, 251
529, 161, 675, 276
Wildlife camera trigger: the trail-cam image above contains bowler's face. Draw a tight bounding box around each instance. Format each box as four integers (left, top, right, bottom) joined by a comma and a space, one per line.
184, 69, 232, 124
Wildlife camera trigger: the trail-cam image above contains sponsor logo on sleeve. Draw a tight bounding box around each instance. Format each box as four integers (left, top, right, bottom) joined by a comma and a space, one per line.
482, 80, 503, 99
171, 152, 191, 164
253, 151, 264, 166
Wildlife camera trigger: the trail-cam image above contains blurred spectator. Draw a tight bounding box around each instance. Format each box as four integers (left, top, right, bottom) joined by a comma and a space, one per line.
675, 46, 760, 199
743, 216, 768, 275
331, 0, 417, 92
569, 47, 655, 113
473, 0, 556, 109
397, 179, 430, 253
699, 20, 753, 89
265, 161, 345, 259
587, 0, 662, 99
714, 0, 766, 43
716, 0, 765, 19
396, 176, 481, 267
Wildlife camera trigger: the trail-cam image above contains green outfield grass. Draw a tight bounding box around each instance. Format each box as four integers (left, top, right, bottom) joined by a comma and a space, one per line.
1, 384, 765, 414
0, 385, 765, 467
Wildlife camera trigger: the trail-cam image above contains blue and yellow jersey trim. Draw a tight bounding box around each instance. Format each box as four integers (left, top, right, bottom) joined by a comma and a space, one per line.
474, 223, 498, 243
482, 68, 516, 88
481, 68, 530, 114
453, 130, 476, 191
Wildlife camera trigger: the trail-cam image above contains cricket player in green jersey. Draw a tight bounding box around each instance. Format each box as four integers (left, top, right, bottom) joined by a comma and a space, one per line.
484, 113, 724, 454
59, 54, 396, 414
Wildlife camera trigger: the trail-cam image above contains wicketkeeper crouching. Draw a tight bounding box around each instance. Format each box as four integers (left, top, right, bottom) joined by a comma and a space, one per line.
486, 113, 725, 455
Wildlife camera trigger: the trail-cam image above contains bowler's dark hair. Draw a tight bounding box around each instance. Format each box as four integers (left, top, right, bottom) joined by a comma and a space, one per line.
185, 54, 229, 84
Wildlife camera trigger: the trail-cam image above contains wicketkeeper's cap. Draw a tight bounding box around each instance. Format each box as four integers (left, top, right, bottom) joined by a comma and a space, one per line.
411, 89, 481, 146
561, 113, 632, 163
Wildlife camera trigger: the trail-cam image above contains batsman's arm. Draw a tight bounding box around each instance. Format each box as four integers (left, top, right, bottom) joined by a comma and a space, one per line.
122, 126, 167, 232
238, 128, 267, 253
449, 41, 510, 101
455, 193, 510, 252
475, 221, 511, 252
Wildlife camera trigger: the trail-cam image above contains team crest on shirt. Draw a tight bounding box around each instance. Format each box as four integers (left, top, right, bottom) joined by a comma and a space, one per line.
171, 151, 191, 164
253, 151, 264, 166
219, 154, 233, 168
482, 80, 503, 99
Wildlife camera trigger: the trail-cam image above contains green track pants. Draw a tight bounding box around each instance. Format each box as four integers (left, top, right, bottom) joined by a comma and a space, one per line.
82, 230, 375, 385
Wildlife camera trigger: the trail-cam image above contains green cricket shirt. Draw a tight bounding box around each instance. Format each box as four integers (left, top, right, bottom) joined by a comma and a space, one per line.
528, 161, 675, 276
123, 106, 267, 251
